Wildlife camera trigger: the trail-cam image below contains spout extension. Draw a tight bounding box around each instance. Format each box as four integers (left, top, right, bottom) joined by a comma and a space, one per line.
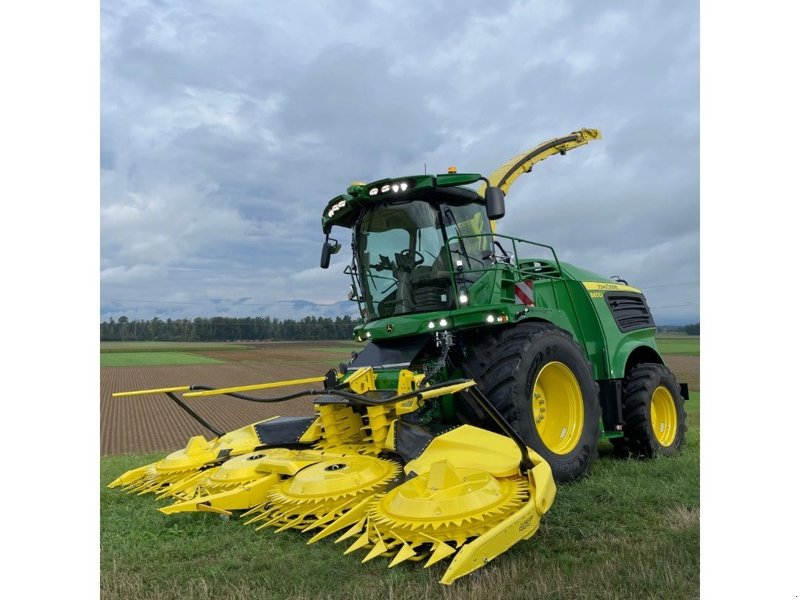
478, 128, 602, 197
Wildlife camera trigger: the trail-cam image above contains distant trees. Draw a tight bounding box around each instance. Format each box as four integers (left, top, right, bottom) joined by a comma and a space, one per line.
100, 315, 359, 341
683, 323, 700, 335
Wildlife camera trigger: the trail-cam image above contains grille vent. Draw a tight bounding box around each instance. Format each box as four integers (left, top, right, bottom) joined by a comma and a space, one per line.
604, 293, 655, 332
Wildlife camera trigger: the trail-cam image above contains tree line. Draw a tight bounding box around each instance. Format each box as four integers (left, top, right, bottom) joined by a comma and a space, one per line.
683, 323, 700, 335
100, 315, 358, 341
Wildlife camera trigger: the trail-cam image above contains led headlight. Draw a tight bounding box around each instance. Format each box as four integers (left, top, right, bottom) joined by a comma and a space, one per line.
439, 318, 448, 327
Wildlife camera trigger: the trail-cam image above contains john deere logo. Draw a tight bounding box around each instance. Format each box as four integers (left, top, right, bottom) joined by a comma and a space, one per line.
386, 324, 394, 333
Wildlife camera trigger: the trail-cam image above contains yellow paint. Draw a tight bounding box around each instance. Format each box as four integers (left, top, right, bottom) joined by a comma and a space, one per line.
298, 417, 323, 444
405, 425, 522, 478
650, 385, 678, 446
415, 380, 475, 401
110, 365, 560, 583
532, 362, 584, 455
112, 385, 191, 397
582, 281, 642, 294
107, 422, 263, 490
479, 128, 602, 197
315, 404, 365, 446
343, 367, 376, 394
183, 376, 326, 397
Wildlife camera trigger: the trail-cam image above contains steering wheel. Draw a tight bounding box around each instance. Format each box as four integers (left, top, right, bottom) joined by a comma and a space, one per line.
398, 249, 425, 269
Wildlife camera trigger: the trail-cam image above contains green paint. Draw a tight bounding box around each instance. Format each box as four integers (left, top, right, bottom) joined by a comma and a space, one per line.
323, 174, 676, 439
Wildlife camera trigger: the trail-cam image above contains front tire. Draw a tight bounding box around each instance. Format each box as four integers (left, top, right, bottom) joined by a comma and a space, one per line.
461, 322, 601, 483
613, 363, 687, 458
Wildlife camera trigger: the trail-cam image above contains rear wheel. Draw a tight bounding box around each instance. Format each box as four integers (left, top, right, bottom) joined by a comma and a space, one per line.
461, 322, 601, 483
613, 363, 687, 458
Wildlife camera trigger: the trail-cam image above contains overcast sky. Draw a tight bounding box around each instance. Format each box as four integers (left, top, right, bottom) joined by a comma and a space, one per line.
101, 0, 699, 325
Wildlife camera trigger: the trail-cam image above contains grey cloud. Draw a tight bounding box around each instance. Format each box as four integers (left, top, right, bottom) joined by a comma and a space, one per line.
102, 0, 698, 325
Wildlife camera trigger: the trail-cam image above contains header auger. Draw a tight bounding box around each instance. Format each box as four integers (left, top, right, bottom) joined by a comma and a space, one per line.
110, 128, 687, 584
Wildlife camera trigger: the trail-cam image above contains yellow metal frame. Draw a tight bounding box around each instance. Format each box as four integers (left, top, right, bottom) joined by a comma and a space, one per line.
109, 367, 559, 585
479, 128, 602, 197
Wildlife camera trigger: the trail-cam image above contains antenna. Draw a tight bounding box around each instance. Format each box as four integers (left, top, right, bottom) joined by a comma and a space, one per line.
424, 162, 427, 174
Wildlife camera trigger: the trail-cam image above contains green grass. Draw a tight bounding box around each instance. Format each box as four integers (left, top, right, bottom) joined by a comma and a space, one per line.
654, 335, 700, 356
102, 342, 250, 353
101, 352, 226, 367
101, 393, 699, 600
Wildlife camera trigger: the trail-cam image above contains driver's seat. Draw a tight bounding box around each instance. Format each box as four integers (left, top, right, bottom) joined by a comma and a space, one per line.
409, 245, 451, 311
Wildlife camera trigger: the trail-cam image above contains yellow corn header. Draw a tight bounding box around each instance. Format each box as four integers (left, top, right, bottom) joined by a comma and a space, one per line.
110, 369, 556, 584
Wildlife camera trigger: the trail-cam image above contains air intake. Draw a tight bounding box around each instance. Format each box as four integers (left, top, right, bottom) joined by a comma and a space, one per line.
604, 293, 655, 332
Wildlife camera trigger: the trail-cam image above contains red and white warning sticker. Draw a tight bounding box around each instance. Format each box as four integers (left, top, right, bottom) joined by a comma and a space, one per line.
514, 279, 534, 305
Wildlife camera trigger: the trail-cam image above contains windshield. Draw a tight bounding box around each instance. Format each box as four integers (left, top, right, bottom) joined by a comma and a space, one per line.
357, 201, 449, 319
356, 200, 493, 320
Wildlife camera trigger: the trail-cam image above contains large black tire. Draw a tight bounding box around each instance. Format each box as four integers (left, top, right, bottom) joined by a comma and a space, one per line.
612, 363, 687, 458
461, 322, 601, 483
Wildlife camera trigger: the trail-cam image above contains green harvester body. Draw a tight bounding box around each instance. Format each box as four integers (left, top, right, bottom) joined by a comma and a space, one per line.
321, 166, 669, 442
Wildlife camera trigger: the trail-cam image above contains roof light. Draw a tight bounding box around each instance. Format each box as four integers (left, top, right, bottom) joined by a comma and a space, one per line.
369, 188, 378, 196
337, 200, 346, 208
448, 166, 457, 173
400, 182, 408, 191
381, 184, 390, 193
391, 184, 400, 192
328, 209, 335, 217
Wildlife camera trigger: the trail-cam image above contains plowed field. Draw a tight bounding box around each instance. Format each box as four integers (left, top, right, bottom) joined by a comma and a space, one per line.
100, 342, 361, 455
101, 341, 698, 456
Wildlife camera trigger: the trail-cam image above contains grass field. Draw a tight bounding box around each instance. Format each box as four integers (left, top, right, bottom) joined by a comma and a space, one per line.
655, 335, 700, 356
101, 393, 699, 599
101, 352, 226, 367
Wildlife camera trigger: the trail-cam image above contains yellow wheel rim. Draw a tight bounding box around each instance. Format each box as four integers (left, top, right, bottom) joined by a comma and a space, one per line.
650, 386, 678, 446
532, 362, 584, 455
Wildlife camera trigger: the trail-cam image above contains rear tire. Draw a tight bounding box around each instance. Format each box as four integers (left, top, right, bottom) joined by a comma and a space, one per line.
461, 322, 601, 483
612, 363, 687, 458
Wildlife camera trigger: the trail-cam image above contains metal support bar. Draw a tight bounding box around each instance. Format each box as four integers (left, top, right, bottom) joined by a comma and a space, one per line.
165, 392, 224, 438
463, 387, 535, 473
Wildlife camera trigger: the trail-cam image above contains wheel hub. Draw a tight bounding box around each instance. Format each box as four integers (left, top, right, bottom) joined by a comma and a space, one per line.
531, 361, 584, 454
650, 385, 678, 446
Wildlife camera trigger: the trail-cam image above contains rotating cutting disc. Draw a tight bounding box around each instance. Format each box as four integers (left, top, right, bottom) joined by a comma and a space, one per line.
246, 455, 401, 531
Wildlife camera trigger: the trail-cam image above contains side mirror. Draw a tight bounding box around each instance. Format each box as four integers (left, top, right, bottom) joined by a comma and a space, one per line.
320, 237, 341, 269
485, 187, 506, 220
